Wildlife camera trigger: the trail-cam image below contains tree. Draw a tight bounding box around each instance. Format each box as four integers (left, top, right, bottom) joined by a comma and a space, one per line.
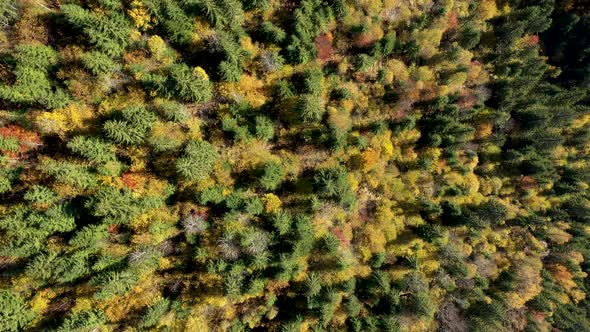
184, 0, 244, 29
305, 272, 322, 298
103, 105, 156, 145
0, 44, 70, 108
88, 186, 166, 225
259, 50, 284, 73
345, 295, 362, 317
167, 64, 213, 102
23, 185, 58, 205
258, 161, 285, 191
314, 165, 355, 209
153, 98, 187, 122
93, 270, 140, 300
60, 4, 132, 56
284, 0, 334, 64
219, 59, 243, 83
0, 205, 76, 258
272, 210, 292, 235
0, 0, 19, 26
80, 51, 120, 75
181, 211, 208, 234
261, 22, 286, 43
57, 309, 107, 332
176, 140, 218, 181
158, 0, 194, 45
254, 116, 275, 141
40, 159, 97, 189
300, 68, 324, 96
0, 290, 36, 332
140, 298, 170, 328
67, 136, 117, 164
297, 94, 325, 123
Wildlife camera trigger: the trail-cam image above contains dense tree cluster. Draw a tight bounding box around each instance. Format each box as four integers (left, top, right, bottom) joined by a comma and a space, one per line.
0, 0, 589, 331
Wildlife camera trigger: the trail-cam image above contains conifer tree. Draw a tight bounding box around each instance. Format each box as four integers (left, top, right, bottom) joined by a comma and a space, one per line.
176, 140, 218, 181
0, 290, 36, 332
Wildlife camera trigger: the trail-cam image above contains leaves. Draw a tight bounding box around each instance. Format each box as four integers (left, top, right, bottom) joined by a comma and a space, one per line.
0, 290, 36, 332
176, 140, 218, 181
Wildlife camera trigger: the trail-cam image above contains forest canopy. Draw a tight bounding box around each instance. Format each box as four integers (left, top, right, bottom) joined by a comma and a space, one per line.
0, 0, 589, 331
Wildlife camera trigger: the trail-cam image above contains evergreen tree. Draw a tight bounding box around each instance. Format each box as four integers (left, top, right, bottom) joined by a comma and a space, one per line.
167, 64, 213, 102
61, 4, 132, 56
176, 140, 218, 181
0, 290, 36, 332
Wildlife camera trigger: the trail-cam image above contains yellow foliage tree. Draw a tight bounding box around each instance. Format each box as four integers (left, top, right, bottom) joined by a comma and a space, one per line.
34, 103, 94, 136
128, 0, 153, 31
361, 148, 379, 172
263, 193, 282, 213
219, 74, 267, 108
504, 257, 543, 309
147, 35, 175, 65
413, 28, 444, 59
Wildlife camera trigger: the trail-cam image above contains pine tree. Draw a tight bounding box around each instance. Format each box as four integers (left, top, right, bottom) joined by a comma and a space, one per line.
53, 251, 93, 283
176, 140, 218, 181
261, 21, 287, 44
0, 0, 19, 27
57, 309, 108, 332
157, 0, 194, 45
258, 161, 285, 191
103, 120, 146, 145
0, 290, 36, 332
80, 51, 120, 75
0, 45, 70, 108
61, 4, 132, 56
272, 210, 292, 235
93, 270, 140, 300
69, 224, 109, 249
167, 64, 213, 102
153, 98, 187, 122
67, 136, 117, 163
305, 272, 322, 298
314, 165, 355, 208
254, 116, 275, 141
103, 105, 156, 145
297, 94, 325, 123
40, 159, 97, 189
140, 298, 170, 328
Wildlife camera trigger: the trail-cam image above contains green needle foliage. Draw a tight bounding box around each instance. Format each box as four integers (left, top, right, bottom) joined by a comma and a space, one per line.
176, 140, 218, 181
0, 0, 589, 331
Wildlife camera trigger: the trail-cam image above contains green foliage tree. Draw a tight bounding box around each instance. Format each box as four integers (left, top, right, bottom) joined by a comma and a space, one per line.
67, 136, 117, 163
167, 64, 213, 102
254, 116, 275, 141
314, 165, 355, 208
0, 45, 70, 108
80, 51, 120, 75
0, 0, 19, 26
153, 99, 187, 122
61, 4, 132, 56
261, 21, 286, 44
57, 309, 108, 332
258, 161, 285, 191
176, 140, 218, 181
140, 298, 170, 328
103, 105, 156, 145
297, 94, 325, 123
23, 185, 58, 205
0, 290, 36, 332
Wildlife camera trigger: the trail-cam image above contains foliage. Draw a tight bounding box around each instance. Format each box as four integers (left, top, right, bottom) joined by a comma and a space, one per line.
176, 140, 218, 181
0, 0, 589, 331
0, 290, 36, 332
167, 64, 213, 102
